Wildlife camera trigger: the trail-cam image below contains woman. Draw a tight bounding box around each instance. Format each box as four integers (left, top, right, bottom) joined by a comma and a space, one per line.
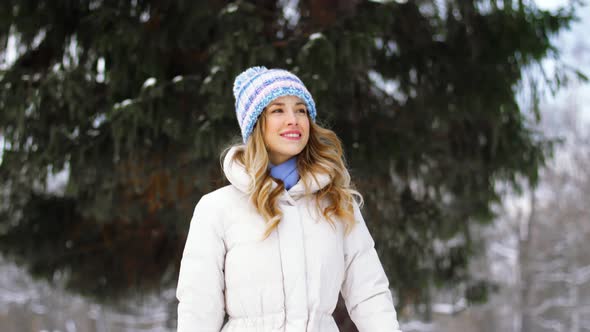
176, 66, 402, 332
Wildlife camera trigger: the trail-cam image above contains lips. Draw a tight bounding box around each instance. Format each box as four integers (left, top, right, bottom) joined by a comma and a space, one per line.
280, 131, 302, 140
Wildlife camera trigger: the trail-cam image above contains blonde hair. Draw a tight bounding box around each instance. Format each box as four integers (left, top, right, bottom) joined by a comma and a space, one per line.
222, 113, 362, 239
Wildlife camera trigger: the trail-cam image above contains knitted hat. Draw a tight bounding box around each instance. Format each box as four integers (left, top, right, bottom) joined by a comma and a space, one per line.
232, 66, 317, 143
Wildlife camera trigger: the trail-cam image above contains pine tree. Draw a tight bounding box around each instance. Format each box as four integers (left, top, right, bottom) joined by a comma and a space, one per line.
0, 0, 580, 321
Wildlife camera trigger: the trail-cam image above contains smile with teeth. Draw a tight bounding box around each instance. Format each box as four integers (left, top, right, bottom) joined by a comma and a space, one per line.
281, 133, 301, 138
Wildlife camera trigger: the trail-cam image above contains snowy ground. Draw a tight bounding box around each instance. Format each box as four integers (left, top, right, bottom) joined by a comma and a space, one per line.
0, 257, 174, 332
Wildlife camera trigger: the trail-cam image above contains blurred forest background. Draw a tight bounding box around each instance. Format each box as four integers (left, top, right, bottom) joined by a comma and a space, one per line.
0, 0, 589, 331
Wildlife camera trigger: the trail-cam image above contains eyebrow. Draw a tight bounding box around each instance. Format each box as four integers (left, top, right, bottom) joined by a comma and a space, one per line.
267, 102, 307, 107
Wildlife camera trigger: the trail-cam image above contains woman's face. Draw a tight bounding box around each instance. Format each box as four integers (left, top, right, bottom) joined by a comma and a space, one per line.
262, 95, 310, 165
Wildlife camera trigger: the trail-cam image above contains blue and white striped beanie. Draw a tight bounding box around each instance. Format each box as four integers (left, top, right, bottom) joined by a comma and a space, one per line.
233, 66, 317, 143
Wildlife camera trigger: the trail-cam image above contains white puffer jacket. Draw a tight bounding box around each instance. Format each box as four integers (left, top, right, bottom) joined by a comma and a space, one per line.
177, 147, 402, 332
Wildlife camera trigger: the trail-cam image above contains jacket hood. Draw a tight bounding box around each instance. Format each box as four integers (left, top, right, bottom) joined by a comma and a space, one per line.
223, 146, 331, 200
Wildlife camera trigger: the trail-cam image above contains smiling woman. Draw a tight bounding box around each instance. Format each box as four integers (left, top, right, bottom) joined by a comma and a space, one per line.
175, 66, 401, 332
262, 95, 310, 165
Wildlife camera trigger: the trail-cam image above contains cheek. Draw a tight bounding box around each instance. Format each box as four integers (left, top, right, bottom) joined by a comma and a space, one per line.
264, 117, 280, 133
303, 120, 311, 139
262, 121, 276, 141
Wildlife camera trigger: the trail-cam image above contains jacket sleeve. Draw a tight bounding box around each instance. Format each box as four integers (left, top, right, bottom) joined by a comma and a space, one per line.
340, 201, 402, 332
176, 194, 226, 332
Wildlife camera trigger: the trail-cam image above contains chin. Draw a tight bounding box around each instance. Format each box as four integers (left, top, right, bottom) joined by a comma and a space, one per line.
281, 150, 300, 158
277, 147, 303, 159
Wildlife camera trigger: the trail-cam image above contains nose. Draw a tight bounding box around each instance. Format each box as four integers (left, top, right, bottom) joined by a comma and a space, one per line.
286, 109, 298, 126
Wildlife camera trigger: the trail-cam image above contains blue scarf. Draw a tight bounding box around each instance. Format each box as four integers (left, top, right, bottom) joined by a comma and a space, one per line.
269, 157, 300, 190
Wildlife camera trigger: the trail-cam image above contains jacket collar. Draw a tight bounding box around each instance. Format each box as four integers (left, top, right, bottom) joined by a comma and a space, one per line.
223, 146, 331, 200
